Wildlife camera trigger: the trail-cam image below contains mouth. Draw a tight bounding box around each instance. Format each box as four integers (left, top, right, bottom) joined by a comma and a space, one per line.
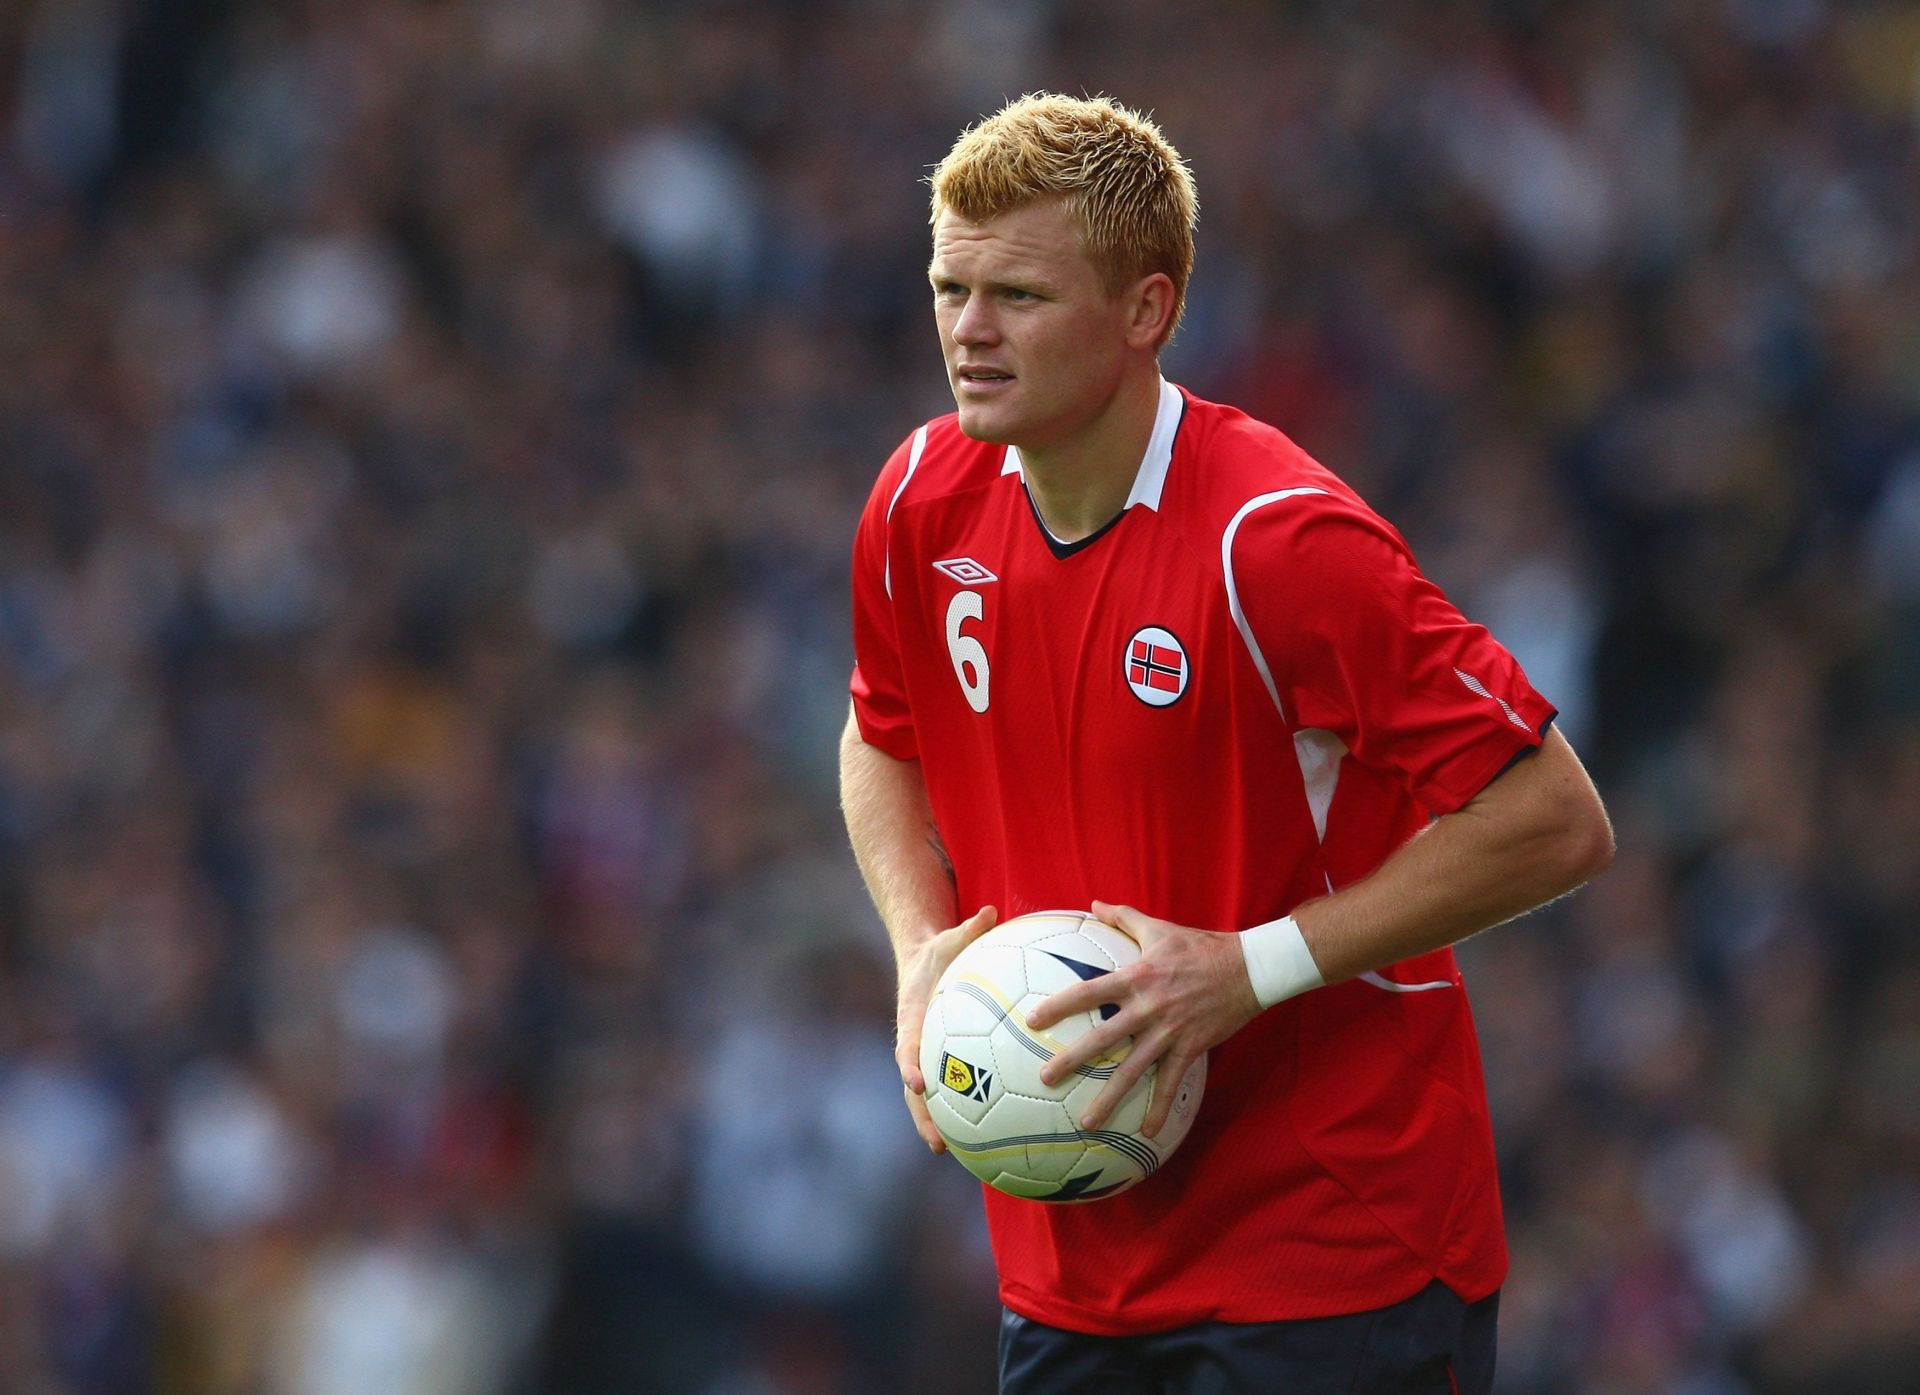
956, 368, 1015, 393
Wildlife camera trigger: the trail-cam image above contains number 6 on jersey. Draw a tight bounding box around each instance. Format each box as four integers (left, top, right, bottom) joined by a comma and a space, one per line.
945, 590, 990, 712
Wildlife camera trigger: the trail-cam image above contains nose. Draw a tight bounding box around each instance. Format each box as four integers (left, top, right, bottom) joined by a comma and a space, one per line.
951, 293, 999, 348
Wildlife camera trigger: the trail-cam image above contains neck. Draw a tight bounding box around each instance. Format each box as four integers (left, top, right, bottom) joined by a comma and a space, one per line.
1018, 367, 1163, 542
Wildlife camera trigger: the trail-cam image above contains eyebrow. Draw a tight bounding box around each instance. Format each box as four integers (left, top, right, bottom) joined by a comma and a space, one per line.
927, 266, 1060, 295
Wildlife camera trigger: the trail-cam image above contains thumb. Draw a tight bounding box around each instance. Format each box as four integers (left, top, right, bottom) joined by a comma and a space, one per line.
945, 904, 997, 959
959, 904, 999, 942
906, 906, 997, 1092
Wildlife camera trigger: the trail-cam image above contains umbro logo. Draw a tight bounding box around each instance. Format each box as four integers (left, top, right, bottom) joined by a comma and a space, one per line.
933, 557, 998, 585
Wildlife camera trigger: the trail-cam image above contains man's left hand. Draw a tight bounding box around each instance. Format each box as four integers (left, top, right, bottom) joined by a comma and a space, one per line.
1025, 901, 1261, 1137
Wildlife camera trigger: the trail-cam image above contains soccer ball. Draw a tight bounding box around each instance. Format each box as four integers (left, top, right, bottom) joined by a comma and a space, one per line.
919, 909, 1206, 1202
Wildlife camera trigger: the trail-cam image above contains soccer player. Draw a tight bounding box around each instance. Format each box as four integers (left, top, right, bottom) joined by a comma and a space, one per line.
839, 94, 1613, 1394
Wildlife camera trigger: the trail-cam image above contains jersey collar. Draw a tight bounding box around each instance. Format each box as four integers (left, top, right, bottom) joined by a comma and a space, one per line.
999, 376, 1186, 512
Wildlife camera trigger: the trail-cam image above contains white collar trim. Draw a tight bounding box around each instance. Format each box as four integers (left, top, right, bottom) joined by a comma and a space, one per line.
999, 377, 1185, 512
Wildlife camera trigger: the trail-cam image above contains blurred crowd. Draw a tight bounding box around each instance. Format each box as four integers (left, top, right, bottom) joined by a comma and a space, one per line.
1, 1, 1917, 1392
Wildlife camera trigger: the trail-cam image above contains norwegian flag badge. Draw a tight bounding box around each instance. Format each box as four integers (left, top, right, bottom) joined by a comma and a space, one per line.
1125, 626, 1189, 707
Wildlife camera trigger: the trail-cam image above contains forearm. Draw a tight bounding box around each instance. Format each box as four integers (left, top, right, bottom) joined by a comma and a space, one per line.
841, 707, 995, 1152
839, 707, 959, 961
1291, 728, 1613, 984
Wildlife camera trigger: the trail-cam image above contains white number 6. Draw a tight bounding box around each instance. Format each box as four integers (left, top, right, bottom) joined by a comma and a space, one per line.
945, 590, 990, 712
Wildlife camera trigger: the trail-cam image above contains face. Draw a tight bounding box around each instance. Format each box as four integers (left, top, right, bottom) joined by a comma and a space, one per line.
929, 201, 1142, 450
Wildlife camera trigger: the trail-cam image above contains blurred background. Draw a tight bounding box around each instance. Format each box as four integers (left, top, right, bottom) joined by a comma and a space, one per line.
0, 1, 1917, 1391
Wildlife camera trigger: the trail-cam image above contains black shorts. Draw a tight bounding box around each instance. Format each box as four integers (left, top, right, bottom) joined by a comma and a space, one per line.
998, 1281, 1498, 1395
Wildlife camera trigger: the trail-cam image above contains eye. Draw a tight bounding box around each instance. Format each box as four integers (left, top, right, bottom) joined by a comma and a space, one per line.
1004, 287, 1036, 302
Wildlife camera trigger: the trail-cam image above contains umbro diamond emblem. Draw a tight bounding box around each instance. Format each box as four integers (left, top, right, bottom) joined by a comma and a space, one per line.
933, 557, 998, 585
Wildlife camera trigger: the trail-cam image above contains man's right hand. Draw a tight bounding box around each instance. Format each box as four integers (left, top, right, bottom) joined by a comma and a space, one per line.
895, 904, 998, 1153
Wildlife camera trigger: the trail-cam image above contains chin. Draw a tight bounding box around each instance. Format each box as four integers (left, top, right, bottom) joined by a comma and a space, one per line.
954, 402, 1019, 445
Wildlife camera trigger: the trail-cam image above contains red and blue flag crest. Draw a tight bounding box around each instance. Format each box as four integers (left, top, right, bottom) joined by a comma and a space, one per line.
1125, 626, 1188, 706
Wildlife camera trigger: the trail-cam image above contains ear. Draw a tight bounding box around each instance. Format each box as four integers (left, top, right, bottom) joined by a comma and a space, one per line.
1122, 272, 1177, 351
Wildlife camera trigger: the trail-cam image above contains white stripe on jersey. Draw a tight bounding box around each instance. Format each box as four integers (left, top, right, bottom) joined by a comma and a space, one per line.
1225, 488, 1458, 998
1221, 487, 1330, 721
1454, 666, 1533, 732
883, 424, 930, 598
1360, 970, 1456, 992
1293, 727, 1346, 842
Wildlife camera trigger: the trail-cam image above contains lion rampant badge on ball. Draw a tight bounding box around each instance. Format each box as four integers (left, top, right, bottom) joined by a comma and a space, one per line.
919, 910, 1207, 1202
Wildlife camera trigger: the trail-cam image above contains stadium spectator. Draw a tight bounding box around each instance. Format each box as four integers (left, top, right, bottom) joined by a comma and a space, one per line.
0, 2, 1915, 1390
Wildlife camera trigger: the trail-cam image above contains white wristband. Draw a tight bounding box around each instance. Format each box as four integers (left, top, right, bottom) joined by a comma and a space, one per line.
1239, 916, 1325, 1008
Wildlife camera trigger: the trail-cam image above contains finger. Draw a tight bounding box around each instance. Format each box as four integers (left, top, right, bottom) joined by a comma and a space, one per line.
1092, 902, 1166, 950
896, 1038, 926, 1096
1025, 976, 1123, 1032
1039, 1014, 1133, 1086
1036, 997, 1136, 1082
1078, 1033, 1161, 1132
896, 998, 930, 1086
906, 1083, 946, 1154
1140, 1050, 1195, 1139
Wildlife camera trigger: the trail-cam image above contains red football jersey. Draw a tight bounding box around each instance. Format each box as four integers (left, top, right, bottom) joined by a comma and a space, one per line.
850, 380, 1555, 1334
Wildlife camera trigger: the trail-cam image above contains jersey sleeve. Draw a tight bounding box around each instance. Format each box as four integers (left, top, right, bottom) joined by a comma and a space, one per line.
848, 432, 920, 761
1231, 496, 1556, 816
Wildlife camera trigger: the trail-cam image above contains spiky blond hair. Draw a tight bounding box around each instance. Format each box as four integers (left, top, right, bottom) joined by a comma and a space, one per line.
930, 93, 1198, 345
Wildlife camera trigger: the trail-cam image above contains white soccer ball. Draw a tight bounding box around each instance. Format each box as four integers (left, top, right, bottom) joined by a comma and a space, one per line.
918, 909, 1206, 1202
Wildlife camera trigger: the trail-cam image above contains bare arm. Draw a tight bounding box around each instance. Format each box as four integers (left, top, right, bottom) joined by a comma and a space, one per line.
841, 704, 959, 952
1295, 726, 1613, 979
1029, 726, 1613, 1133
839, 706, 996, 1152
